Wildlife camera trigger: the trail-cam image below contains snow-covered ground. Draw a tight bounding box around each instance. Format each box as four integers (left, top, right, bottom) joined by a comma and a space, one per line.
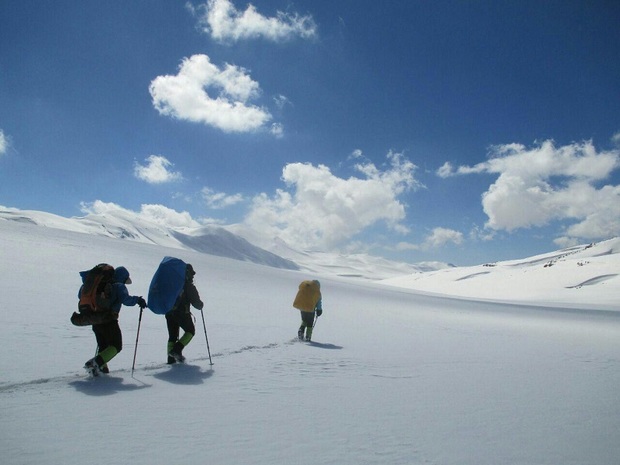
383, 238, 620, 308
1, 217, 619, 465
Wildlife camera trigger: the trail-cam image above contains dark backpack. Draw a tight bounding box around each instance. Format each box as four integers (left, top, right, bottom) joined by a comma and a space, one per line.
78, 264, 115, 313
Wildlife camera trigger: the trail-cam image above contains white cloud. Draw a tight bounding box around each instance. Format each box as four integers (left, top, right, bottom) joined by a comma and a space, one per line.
134, 155, 183, 184
349, 149, 363, 160
424, 227, 464, 248
189, 0, 317, 43
273, 94, 291, 110
396, 227, 464, 251
243, 151, 421, 250
436, 161, 454, 178
442, 140, 620, 242
612, 131, 620, 146
553, 236, 581, 249
0, 129, 8, 156
201, 187, 244, 209
81, 201, 201, 228
436, 160, 486, 178
149, 54, 273, 133
270, 122, 284, 138
469, 224, 495, 242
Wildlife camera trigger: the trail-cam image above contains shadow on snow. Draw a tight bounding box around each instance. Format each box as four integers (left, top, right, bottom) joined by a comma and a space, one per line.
151, 363, 214, 385
306, 341, 343, 350
69, 376, 150, 396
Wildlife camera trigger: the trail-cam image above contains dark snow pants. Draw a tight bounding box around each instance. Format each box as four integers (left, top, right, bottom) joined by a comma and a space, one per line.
166, 311, 195, 343
300, 311, 316, 327
92, 319, 123, 354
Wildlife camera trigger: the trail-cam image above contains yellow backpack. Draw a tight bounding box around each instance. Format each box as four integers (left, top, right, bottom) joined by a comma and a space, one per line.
293, 280, 321, 312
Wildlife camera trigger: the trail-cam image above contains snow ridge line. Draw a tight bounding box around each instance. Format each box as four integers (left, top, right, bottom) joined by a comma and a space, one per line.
566, 273, 619, 289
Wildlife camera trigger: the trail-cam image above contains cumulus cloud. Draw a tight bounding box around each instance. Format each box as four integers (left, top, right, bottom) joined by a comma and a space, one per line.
243, 151, 421, 250
80, 200, 201, 228
149, 54, 274, 133
189, 0, 317, 43
201, 187, 244, 209
440, 140, 620, 243
424, 227, 464, 248
134, 155, 183, 184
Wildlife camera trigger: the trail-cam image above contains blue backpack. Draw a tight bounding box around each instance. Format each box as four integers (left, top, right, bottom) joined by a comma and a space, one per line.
147, 257, 187, 315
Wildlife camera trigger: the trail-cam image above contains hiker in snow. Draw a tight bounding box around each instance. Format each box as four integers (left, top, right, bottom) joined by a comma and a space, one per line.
293, 280, 323, 342
166, 263, 204, 364
83, 266, 146, 375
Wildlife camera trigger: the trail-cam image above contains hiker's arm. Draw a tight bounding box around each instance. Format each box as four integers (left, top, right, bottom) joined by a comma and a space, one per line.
117, 285, 141, 307
187, 283, 204, 310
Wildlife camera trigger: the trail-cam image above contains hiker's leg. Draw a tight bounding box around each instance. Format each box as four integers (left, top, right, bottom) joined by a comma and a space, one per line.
176, 313, 195, 349
88, 321, 121, 370
169, 313, 195, 361
92, 324, 106, 352
166, 313, 180, 363
301, 311, 315, 338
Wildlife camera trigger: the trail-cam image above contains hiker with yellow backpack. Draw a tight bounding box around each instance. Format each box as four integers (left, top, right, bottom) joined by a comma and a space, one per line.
293, 280, 323, 342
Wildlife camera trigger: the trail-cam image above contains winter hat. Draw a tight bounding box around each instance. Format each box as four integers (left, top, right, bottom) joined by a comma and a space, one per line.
114, 266, 132, 284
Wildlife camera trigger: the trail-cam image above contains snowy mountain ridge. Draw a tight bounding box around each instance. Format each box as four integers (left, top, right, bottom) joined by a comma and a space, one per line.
0, 205, 443, 279
1, 205, 618, 305
383, 237, 620, 307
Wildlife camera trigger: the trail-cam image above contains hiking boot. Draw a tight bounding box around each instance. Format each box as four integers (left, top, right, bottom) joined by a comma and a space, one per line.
167, 355, 177, 365
169, 342, 186, 363
100, 365, 110, 374
305, 335, 312, 342
298, 327, 304, 340
84, 358, 101, 377
169, 350, 185, 363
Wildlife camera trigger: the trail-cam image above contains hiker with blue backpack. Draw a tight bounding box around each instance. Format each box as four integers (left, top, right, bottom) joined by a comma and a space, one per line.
147, 257, 207, 365
77, 265, 146, 376
165, 263, 204, 363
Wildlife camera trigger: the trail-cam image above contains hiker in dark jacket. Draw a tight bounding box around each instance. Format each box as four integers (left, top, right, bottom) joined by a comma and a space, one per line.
167, 264, 204, 363
83, 266, 146, 375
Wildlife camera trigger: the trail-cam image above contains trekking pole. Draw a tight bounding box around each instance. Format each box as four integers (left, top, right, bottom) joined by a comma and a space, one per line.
200, 309, 213, 366
131, 306, 144, 377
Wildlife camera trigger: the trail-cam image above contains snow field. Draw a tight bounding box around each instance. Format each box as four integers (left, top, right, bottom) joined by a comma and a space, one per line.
1, 220, 620, 465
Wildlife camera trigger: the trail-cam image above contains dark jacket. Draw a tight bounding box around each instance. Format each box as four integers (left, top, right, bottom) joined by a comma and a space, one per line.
172, 275, 204, 314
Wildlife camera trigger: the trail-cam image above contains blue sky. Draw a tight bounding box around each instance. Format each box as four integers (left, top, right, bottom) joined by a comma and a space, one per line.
1, 0, 619, 266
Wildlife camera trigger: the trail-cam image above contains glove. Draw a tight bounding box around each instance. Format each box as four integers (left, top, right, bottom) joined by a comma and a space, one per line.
316, 309, 322, 317
137, 297, 147, 309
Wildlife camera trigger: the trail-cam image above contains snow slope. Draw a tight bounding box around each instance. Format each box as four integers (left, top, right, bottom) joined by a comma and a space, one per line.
383, 238, 620, 308
1, 219, 620, 465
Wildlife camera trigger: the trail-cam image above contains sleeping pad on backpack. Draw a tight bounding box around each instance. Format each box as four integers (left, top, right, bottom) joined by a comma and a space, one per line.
147, 256, 187, 315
